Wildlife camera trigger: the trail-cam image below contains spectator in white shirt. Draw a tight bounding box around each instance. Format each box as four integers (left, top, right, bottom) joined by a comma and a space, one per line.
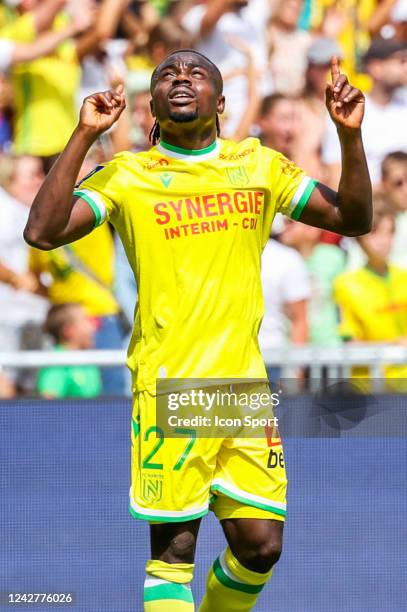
0, 156, 48, 368
259, 235, 310, 382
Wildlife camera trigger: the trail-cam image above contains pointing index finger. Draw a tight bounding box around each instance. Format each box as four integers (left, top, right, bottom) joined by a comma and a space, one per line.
331, 55, 340, 84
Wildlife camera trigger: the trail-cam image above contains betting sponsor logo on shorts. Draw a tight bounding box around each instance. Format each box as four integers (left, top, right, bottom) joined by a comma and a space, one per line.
267, 449, 285, 469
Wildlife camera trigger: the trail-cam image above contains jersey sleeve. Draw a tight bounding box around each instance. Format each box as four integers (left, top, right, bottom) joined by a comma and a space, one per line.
269, 152, 318, 220
73, 160, 121, 228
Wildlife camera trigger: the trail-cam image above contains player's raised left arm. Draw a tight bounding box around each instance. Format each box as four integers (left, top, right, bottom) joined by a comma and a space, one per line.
298, 57, 372, 237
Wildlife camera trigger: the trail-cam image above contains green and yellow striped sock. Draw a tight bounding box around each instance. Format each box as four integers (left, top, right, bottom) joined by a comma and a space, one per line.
144, 559, 195, 611
198, 547, 273, 612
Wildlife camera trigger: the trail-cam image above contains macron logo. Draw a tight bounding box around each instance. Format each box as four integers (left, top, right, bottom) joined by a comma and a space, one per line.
160, 172, 173, 188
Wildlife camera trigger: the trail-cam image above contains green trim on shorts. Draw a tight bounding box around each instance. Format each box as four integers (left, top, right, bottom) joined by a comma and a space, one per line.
210, 484, 286, 517
128, 505, 208, 523
213, 558, 264, 595
144, 583, 193, 603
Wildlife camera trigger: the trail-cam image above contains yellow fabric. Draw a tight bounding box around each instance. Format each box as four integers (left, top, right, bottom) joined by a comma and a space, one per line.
312, 0, 376, 91
10, 13, 80, 156
144, 561, 195, 611
29, 225, 118, 317
144, 599, 193, 612
0, 12, 35, 42
74, 137, 315, 393
212, 495, 285, 522
334, 266, 407, 380
129, 382, 287, 523
199, 548, 272, 612
145, 560, 194, 584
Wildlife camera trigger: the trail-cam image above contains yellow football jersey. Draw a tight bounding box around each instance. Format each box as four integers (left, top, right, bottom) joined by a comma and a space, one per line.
0, 12, 35, 42
334, 265, 407, 379
10, 13, 80, 157
74, 137, 317, 393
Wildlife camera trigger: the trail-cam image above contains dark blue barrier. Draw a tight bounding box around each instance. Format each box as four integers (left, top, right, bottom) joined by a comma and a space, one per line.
0, 397, 406, 611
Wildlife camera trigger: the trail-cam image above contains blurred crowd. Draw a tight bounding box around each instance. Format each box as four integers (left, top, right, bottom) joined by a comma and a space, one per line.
0, 0, 406, 398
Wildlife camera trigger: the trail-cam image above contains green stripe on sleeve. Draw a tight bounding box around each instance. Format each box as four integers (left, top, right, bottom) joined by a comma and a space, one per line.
73, 190, 102, 228
144, 583, 193, 603
291, 179, 318, 221
213, 558, 264, 595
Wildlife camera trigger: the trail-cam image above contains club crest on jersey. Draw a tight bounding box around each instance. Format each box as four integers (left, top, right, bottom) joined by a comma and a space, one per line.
226, 166, 249, 187
160, 172, 173, 188
142, 476, 163, 504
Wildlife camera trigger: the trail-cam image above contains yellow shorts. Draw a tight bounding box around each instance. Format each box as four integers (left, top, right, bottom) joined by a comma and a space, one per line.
128, 382, 287, 523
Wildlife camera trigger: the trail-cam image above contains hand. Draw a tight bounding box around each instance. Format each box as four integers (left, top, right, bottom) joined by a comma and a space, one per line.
78, 84, 126, 136
10, 271, 39, 293
325, 57, 365, 130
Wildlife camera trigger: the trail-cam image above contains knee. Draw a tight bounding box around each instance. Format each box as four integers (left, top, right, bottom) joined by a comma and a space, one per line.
163, 531, 196, 564
236, 531, 283, 573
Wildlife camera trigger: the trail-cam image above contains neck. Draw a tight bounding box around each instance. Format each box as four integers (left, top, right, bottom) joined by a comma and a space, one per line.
61, 340, 81, 350
297, 242, 317, 258
272, 18, 295, 33
159, 123, 217, 151
366, 259, 389, 276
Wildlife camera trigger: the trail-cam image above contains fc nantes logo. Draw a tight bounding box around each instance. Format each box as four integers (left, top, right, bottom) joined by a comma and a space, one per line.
226, 166, 250, 187
142, 475, 163, 504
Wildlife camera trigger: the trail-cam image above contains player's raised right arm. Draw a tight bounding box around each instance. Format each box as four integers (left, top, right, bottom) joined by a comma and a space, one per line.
24, 86, 126, 251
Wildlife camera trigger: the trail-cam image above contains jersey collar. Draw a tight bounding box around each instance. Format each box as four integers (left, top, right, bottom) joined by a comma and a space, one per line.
156, 139, 220, 162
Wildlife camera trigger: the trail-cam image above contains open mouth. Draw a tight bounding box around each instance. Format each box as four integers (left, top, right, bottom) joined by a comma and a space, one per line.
168, 87, 196, 104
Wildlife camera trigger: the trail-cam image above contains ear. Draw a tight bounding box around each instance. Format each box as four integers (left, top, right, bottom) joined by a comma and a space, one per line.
150, 99, 156, 117
217, 95, 226, 115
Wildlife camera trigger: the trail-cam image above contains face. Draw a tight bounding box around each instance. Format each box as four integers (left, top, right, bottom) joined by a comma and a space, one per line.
63, 307, 96, 349
259, 99, 298, 156
306, 63, 331, 98
275, 0, 304, 28
10, 156, 44, 206
280, 219, 321, 248
150, 52, 225, 131
382, 161, 407, 212
359, 216, 395, 261
368, 51, 407, 89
